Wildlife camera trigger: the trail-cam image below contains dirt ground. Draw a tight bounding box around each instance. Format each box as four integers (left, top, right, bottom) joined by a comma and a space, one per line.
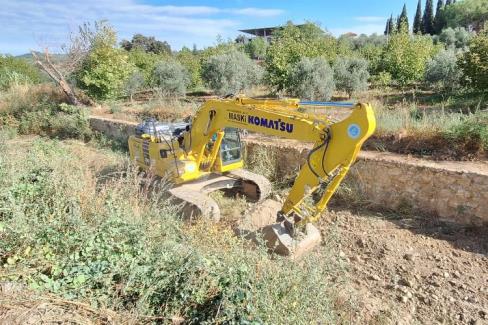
322, 208, 488, 325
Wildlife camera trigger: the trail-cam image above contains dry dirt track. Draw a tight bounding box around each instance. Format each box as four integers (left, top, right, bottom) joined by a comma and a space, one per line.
322, 208, 488, 325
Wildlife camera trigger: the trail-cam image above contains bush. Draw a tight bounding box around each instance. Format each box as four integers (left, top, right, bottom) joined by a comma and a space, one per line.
382, 32, 438, 86
459, 29, 488, 92
438, 27, 473, 49
425, 49, 462, 91
123, 70, 145, 101
151, 60, 190, 97
0, 84, 91, 140
0, 55, 41, 90
75, 25, 134, 100
176, 47, 203, 89
333, 57, 369, 97
445, 111, 488, 153
0, 137, 341, 323
265, 22, 334, 91
202, 51, 263, 95
287, 57, 335, 101
245, 37, 268, 60
127, 49, 159, 84
372, 71, 392, 88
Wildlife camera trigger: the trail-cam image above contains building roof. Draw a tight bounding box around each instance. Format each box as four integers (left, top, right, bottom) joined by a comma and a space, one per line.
239, 24, 307, 37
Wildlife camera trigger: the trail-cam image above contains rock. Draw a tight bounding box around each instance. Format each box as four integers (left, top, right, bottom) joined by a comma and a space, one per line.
398, 278, 413, 288
479, 310, 487, 319
443, 272, 450, 278
403, 253, 415, 261
406, 291, 413, 299
356, 238, 366, 248
369, 274, 381, 281
401, 295, 409, 303
339, 251, 346, 259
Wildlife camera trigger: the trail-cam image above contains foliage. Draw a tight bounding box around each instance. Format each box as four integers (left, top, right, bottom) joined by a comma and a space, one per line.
202, 51, 263, 95
0, 85, 91, 140
75, 26, 134, 100
333, 57, 369, 97
443, 0, 488, 31
459, 29, 488, 91
423, 0, 435, 34
245, 37, 268, 60
445, 111, 488, 152
127, 49, 159, 84
265, 22, 332, 91
398, 4, 410, 32
287, 57, 335, 101
0, 55, 41, 90
121, 34, 171, 55
434, 0, 445, 34
425, 49, 462, 91
123, 70, 145, 101
413, 0, 423, 34
176, 47, 203, 89
0, 137, 340, 324
151, 60, 190, 97
382, 32, 438, 86
372, 71, 392, 88
438, 27, 473, 49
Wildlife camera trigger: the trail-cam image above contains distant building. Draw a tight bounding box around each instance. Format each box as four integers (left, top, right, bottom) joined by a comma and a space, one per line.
237, 24, 308, 44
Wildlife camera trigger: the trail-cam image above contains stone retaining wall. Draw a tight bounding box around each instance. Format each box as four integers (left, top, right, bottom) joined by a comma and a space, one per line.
89, 116, 488, 226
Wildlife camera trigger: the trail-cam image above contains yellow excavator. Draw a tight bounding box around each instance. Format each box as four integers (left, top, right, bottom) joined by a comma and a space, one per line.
129, 97, 375, 257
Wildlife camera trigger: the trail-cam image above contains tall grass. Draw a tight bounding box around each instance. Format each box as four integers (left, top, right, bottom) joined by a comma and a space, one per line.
0, 135, 343, 323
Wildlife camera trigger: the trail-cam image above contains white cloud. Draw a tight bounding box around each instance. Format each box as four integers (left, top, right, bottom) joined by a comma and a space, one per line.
0, 0, 284, 54
354, 16, 386, 23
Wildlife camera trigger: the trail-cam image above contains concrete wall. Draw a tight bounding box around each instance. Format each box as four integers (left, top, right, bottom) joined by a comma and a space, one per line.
89, 116, 488, 226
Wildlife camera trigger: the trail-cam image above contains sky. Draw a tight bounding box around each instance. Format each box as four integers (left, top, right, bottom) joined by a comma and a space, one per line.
0, 0, 422, 55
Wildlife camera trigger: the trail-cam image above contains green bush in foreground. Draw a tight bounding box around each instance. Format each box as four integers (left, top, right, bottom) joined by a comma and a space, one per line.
445, 111, 488, 152
0, 137, 341, 323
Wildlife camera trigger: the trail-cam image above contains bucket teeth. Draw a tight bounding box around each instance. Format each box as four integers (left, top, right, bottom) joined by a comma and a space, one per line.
261, 223, 321, 258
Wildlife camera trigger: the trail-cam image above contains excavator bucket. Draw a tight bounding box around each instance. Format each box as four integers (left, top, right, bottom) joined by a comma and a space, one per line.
238, 199, 322, 259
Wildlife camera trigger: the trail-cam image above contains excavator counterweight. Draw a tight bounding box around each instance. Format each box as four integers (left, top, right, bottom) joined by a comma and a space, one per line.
128, 97, 376, 258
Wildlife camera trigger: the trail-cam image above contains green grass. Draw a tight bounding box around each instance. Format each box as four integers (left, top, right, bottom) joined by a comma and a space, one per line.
0, 134, 344, 324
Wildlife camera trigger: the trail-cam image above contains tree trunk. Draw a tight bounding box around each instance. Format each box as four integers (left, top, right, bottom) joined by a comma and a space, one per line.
31, 49, 81, 106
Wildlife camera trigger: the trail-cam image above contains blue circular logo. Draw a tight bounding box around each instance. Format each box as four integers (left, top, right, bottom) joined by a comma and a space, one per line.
347, 124, 361, 139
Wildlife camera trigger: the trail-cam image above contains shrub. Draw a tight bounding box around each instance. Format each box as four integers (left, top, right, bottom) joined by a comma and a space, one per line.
176, 47, 203, 89
75, 25, 134, 100
459, 29, 488, 92
265, 22, 334, 91
0, 137, 341, 323
287, 57, 335, 101
425, 49, 462, 91
438, 27, 473, 49
127, 49, 159, 84
123, 70, 145, 101
151, 60, 190, 97
382, 32, 438, 86
372, 71, 392, 88
245, 37, 268, 60
333, 57, 369, 97
0, 84, 91, 140
202, 51, 263, 95
0, 55, 41, 90
445, 111, 488, 152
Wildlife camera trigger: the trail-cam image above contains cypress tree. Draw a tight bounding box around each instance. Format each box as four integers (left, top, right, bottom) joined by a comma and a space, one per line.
384, 18, 391, 35
388, 14, 395, 35
434, 0, 445, 34
446, 0, 452, 5
399, 3, 409, 32
413, 0, 423, 34
423, 0, 435, 35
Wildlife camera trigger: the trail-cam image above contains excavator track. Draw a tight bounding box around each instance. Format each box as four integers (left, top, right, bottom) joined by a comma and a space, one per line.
168, 169, 272, 222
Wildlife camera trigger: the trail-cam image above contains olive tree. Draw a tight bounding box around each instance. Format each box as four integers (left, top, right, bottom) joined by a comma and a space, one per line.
333, 57, 369, 98
288, 57, 335, 101
425, 49, 462, 91
151, 60, 190, 97
202, 51, 263, 95
123, 70, 145, 101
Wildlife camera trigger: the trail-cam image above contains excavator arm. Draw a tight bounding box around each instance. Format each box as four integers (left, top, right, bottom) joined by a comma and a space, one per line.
185, 97, 376, 226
